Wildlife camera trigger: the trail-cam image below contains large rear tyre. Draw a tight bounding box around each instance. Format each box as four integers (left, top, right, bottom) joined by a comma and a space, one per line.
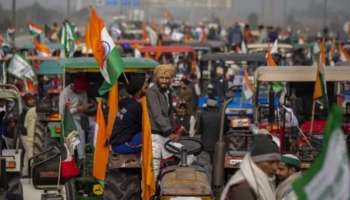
5, 180, 23, 200
33, 121, 49, 155
64, 179, 76, 200
103, 169, 140, 200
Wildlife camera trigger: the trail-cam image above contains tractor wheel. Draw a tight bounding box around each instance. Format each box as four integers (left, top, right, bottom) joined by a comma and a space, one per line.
64, 179, 76, 200
5, 179, 23, 200
33, 121, 48, 155
103, 169, 140, 200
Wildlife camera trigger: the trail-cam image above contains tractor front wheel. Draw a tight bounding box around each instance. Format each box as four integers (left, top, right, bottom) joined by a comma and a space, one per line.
103, 169, 140, 200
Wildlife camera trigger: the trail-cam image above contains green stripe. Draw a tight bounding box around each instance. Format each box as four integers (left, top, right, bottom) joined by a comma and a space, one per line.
60, 21, 76, 58
292, 105, 343, 200
98, 47, 125, 95
272, 81, 284, 93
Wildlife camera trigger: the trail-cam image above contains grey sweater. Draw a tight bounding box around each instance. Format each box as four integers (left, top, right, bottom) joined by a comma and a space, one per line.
146, 84, 173, 136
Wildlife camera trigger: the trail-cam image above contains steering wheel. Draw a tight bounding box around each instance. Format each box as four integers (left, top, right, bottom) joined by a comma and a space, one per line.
164, 136, 203, 156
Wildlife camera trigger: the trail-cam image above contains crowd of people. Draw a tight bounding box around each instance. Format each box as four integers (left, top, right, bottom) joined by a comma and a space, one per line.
1, 9, 350, 199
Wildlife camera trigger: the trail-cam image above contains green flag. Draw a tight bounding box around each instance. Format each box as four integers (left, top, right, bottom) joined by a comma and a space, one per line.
63, 107, 78, 137
271, 82, 284, 93
293, 105, 350, 200
59, 20, 77, 57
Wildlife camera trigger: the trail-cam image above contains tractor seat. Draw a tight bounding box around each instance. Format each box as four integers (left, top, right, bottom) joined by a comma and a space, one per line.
108, 153, 140, 169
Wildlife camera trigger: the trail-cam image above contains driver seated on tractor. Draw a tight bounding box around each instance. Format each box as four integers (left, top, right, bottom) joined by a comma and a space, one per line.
146, 64, 184, 178
109, 73, 148, 154
59, 76, 92, 161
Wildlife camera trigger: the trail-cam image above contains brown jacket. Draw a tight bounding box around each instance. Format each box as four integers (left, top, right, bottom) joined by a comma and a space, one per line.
224, 180, 257, 200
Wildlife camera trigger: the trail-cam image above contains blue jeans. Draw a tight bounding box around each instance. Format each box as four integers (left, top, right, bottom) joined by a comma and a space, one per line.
112, 132, 142, 154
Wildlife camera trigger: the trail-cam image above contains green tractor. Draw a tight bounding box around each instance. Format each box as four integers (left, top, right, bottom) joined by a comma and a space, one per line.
0, 84, 24, 199
26, 56, 159, 200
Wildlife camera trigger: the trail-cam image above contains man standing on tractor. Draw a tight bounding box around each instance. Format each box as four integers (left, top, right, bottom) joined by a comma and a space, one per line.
21, 93, 37, 177
146, 64, 180, 178
221, 135, 281, 200
275, 154, 301, 200
109, 73, 147, 153
59, 76, 91, 162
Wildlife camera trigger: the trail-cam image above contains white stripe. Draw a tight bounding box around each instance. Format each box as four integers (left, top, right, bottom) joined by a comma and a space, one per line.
100, 27, 116, 84
101, 27, 116, 55
242, 78, 253, 99
29, 24, 42, 33
94, 124, 99, 147
305, 128, 350, 199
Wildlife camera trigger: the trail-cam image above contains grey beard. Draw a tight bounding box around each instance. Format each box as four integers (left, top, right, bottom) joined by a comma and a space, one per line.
268, 175, 276, 190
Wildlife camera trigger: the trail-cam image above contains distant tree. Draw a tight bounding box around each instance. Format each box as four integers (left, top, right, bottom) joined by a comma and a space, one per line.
247, 13, 258, 28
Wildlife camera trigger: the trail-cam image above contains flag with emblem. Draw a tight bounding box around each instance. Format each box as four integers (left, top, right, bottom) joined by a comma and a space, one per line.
293, 105, 350, 200
86, 7, 125, 95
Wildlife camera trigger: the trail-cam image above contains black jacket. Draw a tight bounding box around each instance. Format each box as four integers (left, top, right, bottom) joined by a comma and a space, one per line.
197, 109, 221, 153
109, 97, 142, 146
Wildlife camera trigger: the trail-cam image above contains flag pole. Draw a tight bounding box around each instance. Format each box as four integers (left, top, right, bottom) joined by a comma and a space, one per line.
310, 100, 316, 134
122, 72, 129, 85
297, 127, 313, 148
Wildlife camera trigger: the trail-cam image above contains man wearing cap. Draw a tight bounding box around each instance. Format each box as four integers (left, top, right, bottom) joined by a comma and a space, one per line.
109, 73, 147, 153
146, 64, 179, 178
221, 135, 280, 200
275, 154, 301, 200
59, 76, 91, 160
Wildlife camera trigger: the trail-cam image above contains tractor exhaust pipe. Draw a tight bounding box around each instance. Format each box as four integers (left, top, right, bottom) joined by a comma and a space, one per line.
213, 98, 232, 199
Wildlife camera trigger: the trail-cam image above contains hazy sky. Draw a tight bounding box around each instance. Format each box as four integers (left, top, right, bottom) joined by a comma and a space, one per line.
1, 0, 347, 12
0, 0, 349, 26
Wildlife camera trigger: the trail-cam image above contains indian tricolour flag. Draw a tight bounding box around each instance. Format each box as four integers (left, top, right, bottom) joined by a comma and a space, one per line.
242, 69, 254, 100
266, 39, 284, 93
293, 106, 350, 200
28, 22, 44, 36
86, 7, 124, 95
339, 44, 350, 62
313, 41, 328, 109
34, 39, 51, 57
93, 99, 107, 180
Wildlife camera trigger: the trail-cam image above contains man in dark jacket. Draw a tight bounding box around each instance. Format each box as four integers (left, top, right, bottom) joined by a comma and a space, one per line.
147, 64, 180, 178
221, 134, 280, 200
197, 98, 220, 157
109, 73, 147, 154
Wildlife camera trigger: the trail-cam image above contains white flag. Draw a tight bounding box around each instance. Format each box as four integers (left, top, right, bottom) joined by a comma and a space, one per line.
8, 54, 35, 80
293, 106, 350, 200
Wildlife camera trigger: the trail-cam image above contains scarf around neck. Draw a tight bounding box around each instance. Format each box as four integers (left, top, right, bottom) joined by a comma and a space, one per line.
221, 154, 276, 200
